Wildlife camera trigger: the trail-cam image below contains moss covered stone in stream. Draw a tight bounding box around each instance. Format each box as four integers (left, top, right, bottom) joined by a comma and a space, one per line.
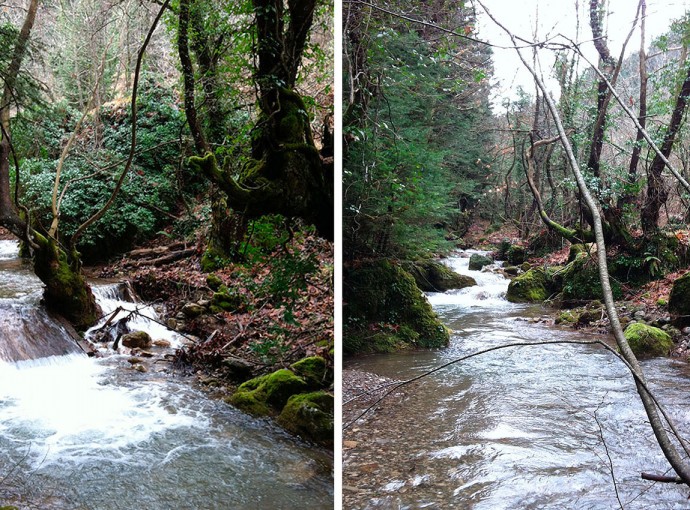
344, 259, 449, 354
277, 391, 334, 447
227, 369, 308, 416
624, 323, 673, 357
506, 268, 551, 303
405, 260, 476, 292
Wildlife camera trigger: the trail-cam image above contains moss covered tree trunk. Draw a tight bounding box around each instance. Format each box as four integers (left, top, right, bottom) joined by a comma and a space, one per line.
189, 0, 333, 240
32, 235, 99, 329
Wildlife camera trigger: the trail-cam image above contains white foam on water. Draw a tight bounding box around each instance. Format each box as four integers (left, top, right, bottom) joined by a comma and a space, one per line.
89, 283, 184, 348
0, 354, 202, 468
426, 251, 517, 310
0, 240, 19, 260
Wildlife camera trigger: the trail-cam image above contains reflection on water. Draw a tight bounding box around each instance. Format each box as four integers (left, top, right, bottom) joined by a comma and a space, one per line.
344, 251, 690, 509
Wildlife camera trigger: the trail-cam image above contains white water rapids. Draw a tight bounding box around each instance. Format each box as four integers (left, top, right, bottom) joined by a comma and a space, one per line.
0, 241, 333, 509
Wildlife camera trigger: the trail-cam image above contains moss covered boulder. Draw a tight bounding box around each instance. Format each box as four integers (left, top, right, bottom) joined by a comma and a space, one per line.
406, 260, 476, 292
624, 323, 673, 357
277, 391, 334, 447
344, 260, 449, 354
669, 272, 690, 327
506, 245, 527, 265
559, 255, 621, 303
211, 285, 247, 313
227, 369, 308, 416
468, 253, 493, 271
506, 268, 551, 303
291, 356, 330, 388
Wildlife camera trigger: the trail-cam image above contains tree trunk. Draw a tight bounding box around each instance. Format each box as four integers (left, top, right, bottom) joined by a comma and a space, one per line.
641, 61, 690, 235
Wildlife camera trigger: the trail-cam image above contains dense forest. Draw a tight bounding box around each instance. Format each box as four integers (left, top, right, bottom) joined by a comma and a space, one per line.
343, 0, 690, 506
0, 0, 334, 454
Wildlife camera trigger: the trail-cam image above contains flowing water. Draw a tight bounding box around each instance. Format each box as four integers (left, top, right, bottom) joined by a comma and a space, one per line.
344, 251, 690, 509
0, 241, 333, 509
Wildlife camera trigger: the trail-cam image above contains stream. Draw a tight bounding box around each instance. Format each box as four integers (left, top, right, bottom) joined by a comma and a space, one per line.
344, 251, 690, 509
0, 241, 333, 509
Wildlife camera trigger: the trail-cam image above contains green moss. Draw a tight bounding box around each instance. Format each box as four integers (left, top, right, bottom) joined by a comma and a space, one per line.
344, 260, 449, 354
206, 273, 223, 291
624, 323, 673, 357
226, 391, 271, 417
263, 369, 308, 408
506, 268, 551, 303
560, 256, 622, 302
277, 391, 334, 447
211, 284, 247, 311
291, 356, 329, 388
229, 369, 307, 415
556, 311, 577, 324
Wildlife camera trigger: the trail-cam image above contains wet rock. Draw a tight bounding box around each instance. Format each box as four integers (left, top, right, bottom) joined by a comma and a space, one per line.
669, 272, 690, 327
121, 331, 152, 349
181, 302, 205, 318
127, 356, 143, 364
634, 310, 646, 320
502, 266, 519, 277
624, 323, 673, 357
166, 318, 177, 330
277, 391, 334, 447
506, 268, 551, 303
468, 253, 493, 271
683, 327, 690, 335
405, 260, 476, 292
153, 339, 171, 348
222, 357, 254, 381
577, 307, 603, 326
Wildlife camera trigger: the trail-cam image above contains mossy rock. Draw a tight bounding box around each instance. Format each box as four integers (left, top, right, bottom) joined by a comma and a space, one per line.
506, 245, 527, 265
225, 390, 271, 417
506, 268, 551, 303
468, 253, 493, 271
344, 260, 449, 354
560, 255, 621, 303
211, 284, 247, 312
263, 369, 309, 408
503, 265, 520, 276
291, 356, 330, 388
229, 369, 307, 415
669, 272, 690, 327
277, 391, 334, 447
555, 310, 577, 324
406, 260, 476, 292
206, 273, 223, 291
577, 307, 603, 326
624, 323, 673, 357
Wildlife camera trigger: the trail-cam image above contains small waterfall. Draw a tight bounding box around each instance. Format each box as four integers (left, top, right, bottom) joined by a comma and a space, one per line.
88, 282, 183, 349
426, 250, 516, 310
